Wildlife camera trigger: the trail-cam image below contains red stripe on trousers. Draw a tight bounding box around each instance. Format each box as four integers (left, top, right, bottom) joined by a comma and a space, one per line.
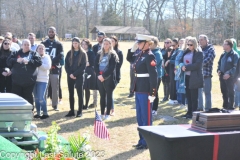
148, 100, 150, 125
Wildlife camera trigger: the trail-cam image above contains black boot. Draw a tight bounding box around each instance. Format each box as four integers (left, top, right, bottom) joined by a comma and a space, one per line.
83, 105, 88, 110
165, 83, 170, 100
65, 110, 75, 117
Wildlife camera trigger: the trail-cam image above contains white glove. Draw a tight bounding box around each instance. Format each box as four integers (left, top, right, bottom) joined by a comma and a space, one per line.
148, 96, 156, 103
131, 41, 138, 52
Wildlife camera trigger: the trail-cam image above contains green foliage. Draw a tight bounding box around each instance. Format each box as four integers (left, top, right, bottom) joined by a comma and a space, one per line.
101, 4, 121, 26
45, 121, 61, 153
68, 134, 91, 160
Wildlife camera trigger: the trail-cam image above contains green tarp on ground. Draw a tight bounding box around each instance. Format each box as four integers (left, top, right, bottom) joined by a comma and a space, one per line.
0, 135, 26, 160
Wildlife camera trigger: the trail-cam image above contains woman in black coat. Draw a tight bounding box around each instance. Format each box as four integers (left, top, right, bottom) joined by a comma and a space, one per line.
109, 36, 123, 115
65, 37, 87, 118
0, 39, 12, 92
94, 38, 119, 121
180, 37, 203, 119
81, 38, 96, 109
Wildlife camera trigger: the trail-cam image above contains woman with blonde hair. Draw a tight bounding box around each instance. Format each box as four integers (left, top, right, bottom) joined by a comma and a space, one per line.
65, 37, 87, 118
94, 38, 119, 120
33, 44, 51, 119
180, 37, 203, 119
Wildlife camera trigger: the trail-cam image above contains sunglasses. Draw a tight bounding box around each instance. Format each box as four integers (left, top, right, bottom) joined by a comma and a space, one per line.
164, 42, 171, 44
187, 44, 193, 46
4, 43, 10, 45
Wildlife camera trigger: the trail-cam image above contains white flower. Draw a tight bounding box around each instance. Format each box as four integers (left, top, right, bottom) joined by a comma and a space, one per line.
80, 144, 92, 152
82, 133, 90, 141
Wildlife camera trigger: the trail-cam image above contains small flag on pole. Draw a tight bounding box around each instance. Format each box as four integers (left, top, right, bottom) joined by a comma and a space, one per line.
94, 110, 110, 140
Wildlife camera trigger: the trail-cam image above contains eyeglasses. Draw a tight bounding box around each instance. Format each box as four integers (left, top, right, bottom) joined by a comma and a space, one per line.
4, 43, 10, 45
165, 42, 171, 44
187, 44, 193, 46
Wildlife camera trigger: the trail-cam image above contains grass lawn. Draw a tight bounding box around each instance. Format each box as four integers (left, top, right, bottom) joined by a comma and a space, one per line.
33, 41, 223, 160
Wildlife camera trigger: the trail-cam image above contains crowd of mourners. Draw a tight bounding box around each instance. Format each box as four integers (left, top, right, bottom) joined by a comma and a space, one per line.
0, 27, 123, 120
1, 26, 240, 149
1, 28, 240, 119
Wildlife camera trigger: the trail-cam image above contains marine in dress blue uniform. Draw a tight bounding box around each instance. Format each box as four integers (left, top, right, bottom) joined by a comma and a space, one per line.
132, 34, 158, 149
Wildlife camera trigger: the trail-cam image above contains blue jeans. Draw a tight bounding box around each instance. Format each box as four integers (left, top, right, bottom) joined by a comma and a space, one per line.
234, 85, 240, 107
176, 80, 186, 105
33, 82, 48, 115
198, 77, 212, 111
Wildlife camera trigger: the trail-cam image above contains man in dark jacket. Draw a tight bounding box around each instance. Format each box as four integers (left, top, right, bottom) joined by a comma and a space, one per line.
89, 31, 106, 108
7, 39, 42, 107
217, 39, 239, 110
42, 26, 64, 111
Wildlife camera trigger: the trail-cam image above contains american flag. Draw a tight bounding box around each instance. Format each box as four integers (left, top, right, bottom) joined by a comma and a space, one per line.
94, 110, 110, 140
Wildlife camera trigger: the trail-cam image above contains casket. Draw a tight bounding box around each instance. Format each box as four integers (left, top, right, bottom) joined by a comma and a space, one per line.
192, 111, 240, 131
0, 93, 33, 132
0, 93, 38, 147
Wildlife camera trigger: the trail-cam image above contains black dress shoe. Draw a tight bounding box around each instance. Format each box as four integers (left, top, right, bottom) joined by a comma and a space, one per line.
128, 93, 134, 98
132, 144, 141, 148
181, 114, 188, 118
186, 115, 193, 119
65, 111, 75, 117
76, 111, 82, 117
34, 114, 41, 118
40, 115, 49, 119
136, 145, 148, 150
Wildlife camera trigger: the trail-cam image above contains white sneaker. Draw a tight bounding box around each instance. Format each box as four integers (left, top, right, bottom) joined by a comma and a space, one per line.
58, 100, 62, 105
179, 104, 185, 109
104, 115, 111, 121
152, 110, 157, 115
169, 100, 178, 105
173, 100, 179, 105
168, 100, 174, 104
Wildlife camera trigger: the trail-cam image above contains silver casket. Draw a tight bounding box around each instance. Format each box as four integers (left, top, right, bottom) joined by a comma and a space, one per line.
0, 93, 39, 147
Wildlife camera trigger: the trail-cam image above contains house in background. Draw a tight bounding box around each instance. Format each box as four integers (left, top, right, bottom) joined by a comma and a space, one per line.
90, 26, 150, 41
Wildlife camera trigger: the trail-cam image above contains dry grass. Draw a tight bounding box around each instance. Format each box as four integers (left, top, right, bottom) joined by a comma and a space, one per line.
33, 41, 223, 160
